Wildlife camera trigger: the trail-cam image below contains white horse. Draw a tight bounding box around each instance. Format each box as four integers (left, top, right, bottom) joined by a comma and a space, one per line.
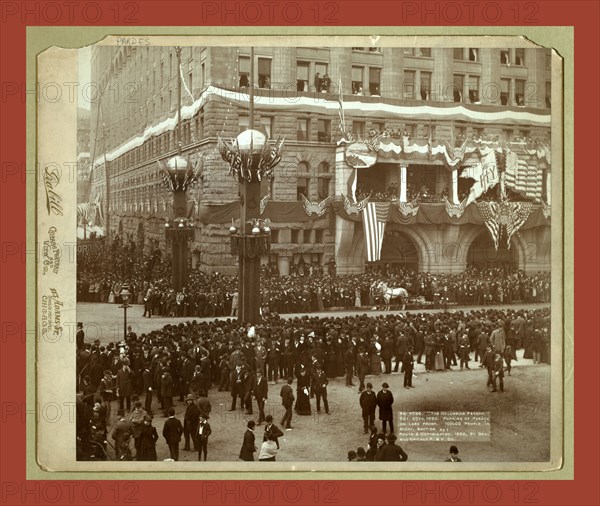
375, 281, 409, 311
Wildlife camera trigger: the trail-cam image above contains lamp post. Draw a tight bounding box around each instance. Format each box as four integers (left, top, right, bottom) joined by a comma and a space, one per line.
119, 285, 131, 343
218, 47, 284, 324
156, 46, 201, 292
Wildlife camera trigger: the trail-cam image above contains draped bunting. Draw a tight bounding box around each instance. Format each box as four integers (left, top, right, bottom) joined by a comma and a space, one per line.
181, 199, 548, 228
443, 196, 468, 219
477, 201, 534, 250
371, 137, 552, 170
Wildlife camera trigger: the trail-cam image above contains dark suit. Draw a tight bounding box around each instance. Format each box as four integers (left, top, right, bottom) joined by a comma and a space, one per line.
280, 384, 294, 429
162, 416, 183, 461
197, 421, 212, 461
254, 376, 268, 424
183, 402, 200, 451
375, 442, 408, 461
142, 369, 153, 413
263, 423, 284, 449
359, 389, 377, 431
230, 367, 246, 410
376, 389, 394, 434
239, 429, 256, 461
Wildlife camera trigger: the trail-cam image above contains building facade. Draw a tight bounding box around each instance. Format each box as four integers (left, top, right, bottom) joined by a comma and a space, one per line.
88, 45, 552, 276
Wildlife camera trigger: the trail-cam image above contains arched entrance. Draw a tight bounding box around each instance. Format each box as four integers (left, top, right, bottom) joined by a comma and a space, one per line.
377, 229, 420, 272
467, 230, 518, 269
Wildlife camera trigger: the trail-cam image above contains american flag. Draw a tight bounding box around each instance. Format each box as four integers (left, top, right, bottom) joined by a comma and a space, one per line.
505, 151, 543, 201
505, 201, 533, 248
362, 202, 390, 262
477, 201, 500, 250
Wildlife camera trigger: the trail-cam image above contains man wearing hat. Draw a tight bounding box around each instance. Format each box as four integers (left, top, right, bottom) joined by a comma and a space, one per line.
183, 394, 200, 452
312, 365, 330, 415
376, 433, 408, 461
254, 370, 268, 424
116, 360, 133, 412
197, 413, 212, 461
239, 420, 257, 461
359, 383, 377, 434
446, 445, 462, 462
162, 407, 183, 461
376, 383, 395, 434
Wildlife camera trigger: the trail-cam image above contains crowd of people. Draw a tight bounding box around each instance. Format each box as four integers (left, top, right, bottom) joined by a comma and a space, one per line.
77, 239, 551, 319
76, 305, 550, 461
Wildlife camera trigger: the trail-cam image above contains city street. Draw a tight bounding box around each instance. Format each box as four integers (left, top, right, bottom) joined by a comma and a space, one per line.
77, 302, 551, 346
77, 302, 551, 463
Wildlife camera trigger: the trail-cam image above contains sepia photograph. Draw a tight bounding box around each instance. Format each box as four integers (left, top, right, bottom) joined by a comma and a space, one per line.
40, 36, 560, 469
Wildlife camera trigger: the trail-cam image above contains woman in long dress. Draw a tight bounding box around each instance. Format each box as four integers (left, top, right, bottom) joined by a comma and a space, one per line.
295, 368, 312, 415
434, 335, 445, 371
137, 416, 158, 461
369, 338, 382, 375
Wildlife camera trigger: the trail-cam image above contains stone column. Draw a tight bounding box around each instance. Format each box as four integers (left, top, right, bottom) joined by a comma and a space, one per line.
399, 164, 408, 202
450, 169, 459, 204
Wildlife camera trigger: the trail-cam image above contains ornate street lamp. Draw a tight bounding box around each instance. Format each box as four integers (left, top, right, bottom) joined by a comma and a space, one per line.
119, 285, 131, 343
219, 130, 284, 324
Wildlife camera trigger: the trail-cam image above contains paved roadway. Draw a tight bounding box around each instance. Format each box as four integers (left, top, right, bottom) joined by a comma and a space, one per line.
76, 302, 550, 345
76, 301, 552, 463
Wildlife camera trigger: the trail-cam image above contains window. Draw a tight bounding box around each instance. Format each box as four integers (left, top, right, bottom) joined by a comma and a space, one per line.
503, 129, 513, 143
468, 48, 478, 62
188, 71, 193, 97
468, 76, 480, 103
352, 66, 364, 95
239, 114, 249, 133
315, 230, 325, 244
270, 230, 279, 244
404, 123, 416, 138
315, 62, 329, 92
239, 56, 250, 87
318, 178, 330, 199
453, 74, 464, 102
297, 118, 309, 141
454, 126, 466, 146
403, 48, 414, 55
317, 119, 331, 142
318, 161, 330, 173
500, 79, 510, 105
297, 177, 309, 200
420, 72, 431, 100
258, 58, 271, 88
500, 49, 510, 65
403, 70, 416, 99
417, 48, 431, 57
297, 61, 309, 91
200, 62, 205, 87
545, 81, 551, 108
515, 79, 526, 106
520, 129, 530, 140
473, 127, 484, 139
291, 230, 300, 243
545, 52, 551, 69
372, 121, 385, 132
515, 48, 525, 66
369, 67, 381, 96
453, 48, 464, 60
260, 115, 274, 137
352, 121, 365, 137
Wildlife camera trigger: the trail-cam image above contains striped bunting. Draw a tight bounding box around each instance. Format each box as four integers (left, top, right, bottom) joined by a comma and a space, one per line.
505, 151, 543, 201
362, 202, 390, 262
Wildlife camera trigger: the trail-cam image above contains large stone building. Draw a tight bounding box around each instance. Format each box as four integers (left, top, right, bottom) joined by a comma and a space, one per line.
88, 45, 552, 276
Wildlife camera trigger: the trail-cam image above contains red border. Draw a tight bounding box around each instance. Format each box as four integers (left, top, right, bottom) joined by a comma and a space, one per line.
1, 1, 598, 505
